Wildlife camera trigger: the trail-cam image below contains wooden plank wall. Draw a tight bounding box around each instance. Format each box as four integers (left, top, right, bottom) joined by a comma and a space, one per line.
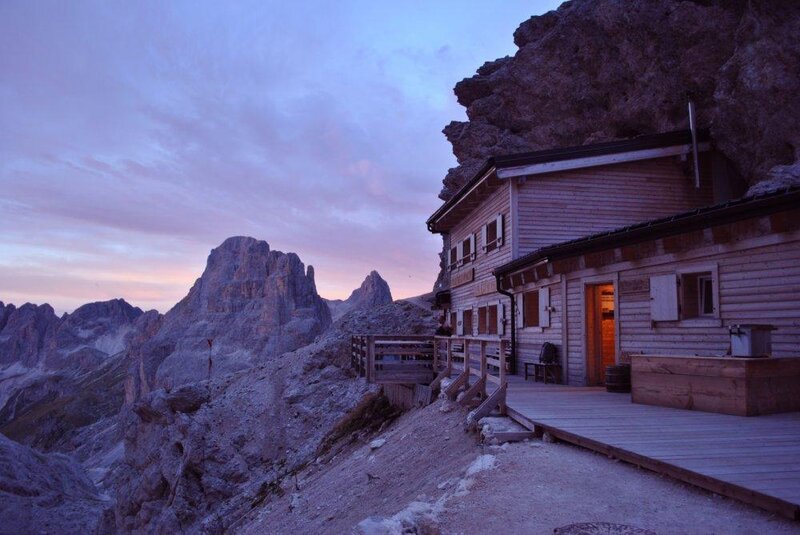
516, 156, 713, 255
515, 277, 564, 376
559, 231, 800, 385
448, 183, 512, 332
566, 282, 587, 385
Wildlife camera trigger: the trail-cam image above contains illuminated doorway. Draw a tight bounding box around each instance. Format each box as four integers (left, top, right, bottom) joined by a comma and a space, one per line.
585, 283, 616, 386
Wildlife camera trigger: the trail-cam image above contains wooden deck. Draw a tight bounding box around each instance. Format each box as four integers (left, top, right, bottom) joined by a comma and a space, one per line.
504, 377, 800, 520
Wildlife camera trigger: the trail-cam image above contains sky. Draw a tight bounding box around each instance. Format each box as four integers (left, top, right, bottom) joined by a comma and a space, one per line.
0, 0, 562, 314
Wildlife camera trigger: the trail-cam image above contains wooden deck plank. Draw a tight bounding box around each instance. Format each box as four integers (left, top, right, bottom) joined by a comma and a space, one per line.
504, 383, 800, 520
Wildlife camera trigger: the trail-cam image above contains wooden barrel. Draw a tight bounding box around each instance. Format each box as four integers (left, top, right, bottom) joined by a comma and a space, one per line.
605, 364, 631, 393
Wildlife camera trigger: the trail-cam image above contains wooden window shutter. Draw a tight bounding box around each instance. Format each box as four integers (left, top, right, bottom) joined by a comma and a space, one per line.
650, 274, 679, 321
496, 300, 505, 335
469, 234, 476, 260
539, 286, 551, 328
456, 309, 464, 336
496, 214, 504, 247
515, 293, 524, 328
481, 224, 488, 253
456, 241, 463, 266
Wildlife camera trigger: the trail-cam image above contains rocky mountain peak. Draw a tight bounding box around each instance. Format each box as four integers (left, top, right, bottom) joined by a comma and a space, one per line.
326, 271, 393, 321
128, 236, 332, 396
347, 271, 393, 309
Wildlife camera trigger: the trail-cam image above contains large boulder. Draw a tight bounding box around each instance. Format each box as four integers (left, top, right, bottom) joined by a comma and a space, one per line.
441, 0, 800, 200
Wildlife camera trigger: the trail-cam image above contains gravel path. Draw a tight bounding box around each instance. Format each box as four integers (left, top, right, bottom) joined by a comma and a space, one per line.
237, 399, 799, 535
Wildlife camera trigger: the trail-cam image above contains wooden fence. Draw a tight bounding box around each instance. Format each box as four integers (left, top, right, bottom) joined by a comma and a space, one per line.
351, 335, 435, 384
352, 334, 511, 416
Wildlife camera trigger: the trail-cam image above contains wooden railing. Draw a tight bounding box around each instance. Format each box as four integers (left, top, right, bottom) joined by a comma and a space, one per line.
351, 335, 435, 384
352, 334, 511, 417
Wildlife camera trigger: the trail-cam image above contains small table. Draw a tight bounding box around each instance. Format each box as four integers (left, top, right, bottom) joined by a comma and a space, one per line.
524, 362, 562, 384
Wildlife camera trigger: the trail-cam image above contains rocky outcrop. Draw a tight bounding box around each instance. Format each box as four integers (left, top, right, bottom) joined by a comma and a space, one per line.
746, 163, 800, 195
125, 236, 331, 401
326, 271, 393, 320
442, 0, 800, 199
0, 433, 106, 534
111, 300, 435, 533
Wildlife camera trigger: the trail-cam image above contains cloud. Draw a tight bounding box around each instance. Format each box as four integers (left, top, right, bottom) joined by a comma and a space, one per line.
0, 0, 560, 313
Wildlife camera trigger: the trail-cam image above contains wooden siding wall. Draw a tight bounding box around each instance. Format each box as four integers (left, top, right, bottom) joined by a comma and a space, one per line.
448, 183, 512, 331
515, 277, 564, 376
515, 156, 713, 255
557, 232, 800, 385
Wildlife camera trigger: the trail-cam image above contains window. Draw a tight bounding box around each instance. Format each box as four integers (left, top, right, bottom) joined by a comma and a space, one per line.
516, 288, 551, 329
463, 309, 473, 336
681, 271, 714, 319
461, 235, 475, 265
485, 220, 498, 253
649, 268, 719, 322
487, 305, 499, 335
477, 306, 488, 334
482, 214, 505, 254
449, 246, 458, 271
523, 290, 540, 328
450, 311, 457, 330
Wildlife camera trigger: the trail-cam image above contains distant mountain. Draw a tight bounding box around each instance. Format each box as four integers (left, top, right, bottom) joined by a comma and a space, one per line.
125, 236, 332, 400
325, 271, 393, 321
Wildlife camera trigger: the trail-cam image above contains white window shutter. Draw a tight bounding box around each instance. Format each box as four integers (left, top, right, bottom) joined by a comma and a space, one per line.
472, 305, 478, 336
496, 300, 505, 335
539, 286, 551, 328
650, 274, 679, 321
456, 241, 463, 266
481, 224, 488, 252
496, 214, 504, 247
515, 293, 524, 329
469, 234, 476, 260
456, 309, 464, 336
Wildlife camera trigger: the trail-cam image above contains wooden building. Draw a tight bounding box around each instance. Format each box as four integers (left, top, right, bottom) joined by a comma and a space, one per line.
427, 129, 745, 375
494, 186, 800, 385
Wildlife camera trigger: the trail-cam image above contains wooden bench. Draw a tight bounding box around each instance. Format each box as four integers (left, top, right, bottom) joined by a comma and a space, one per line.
524, 362, 562, 384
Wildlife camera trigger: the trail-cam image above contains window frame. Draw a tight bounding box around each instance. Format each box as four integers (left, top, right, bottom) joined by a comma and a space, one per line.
650, 264, 721, 326
523, 290, 540, 328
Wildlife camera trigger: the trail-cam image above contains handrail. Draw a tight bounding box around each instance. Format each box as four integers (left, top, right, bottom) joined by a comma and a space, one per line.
352, 334, 509, 413
351, 334, 435, 384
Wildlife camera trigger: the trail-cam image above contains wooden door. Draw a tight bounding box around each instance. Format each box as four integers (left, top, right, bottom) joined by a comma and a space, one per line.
585, 283, 616, 385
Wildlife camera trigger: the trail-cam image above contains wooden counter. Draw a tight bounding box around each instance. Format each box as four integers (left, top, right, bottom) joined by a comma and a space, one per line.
631, 354, 800, 416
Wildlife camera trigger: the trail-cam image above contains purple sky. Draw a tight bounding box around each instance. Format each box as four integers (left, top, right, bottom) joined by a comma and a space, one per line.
0, 1, 561, 314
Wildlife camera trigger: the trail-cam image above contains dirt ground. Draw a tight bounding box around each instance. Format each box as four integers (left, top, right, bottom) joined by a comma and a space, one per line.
236, 399, 800, 535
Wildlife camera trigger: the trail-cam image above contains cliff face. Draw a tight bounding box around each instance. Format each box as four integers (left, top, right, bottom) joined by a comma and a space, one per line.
442, 0, 800, 200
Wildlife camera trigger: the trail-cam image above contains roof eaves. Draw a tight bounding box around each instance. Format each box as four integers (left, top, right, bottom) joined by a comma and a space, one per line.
493, 186, 800, 277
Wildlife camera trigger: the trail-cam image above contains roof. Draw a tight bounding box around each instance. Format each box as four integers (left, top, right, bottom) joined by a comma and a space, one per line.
493, 185, 800, 277
427, 129, 710, 231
